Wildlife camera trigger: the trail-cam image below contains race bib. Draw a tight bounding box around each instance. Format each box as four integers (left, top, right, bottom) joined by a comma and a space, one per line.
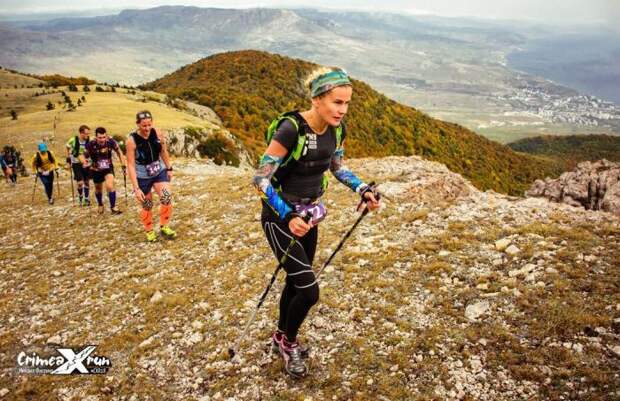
145, 160, 162, 177
97, 159, 111, 170
295, 201, 327, 226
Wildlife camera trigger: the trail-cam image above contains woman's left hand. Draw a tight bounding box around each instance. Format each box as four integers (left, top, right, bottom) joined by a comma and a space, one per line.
362, 191, 380, 212
167, 170, 173, 181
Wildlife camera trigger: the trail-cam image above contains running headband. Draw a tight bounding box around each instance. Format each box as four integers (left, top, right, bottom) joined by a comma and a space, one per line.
310, 70, 351, 98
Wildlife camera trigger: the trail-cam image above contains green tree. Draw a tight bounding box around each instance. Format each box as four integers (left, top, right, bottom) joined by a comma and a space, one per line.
46, 101, 55, 110
10, 110, 17, 120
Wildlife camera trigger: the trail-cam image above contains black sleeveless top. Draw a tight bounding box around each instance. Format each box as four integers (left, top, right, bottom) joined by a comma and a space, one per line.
272, 116, 341, 199
131, 128, 162, 166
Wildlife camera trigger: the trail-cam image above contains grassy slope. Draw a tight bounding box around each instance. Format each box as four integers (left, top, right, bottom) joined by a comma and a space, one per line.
0, 68, 45, 89
143, 50, 562, 196
0, 84, 217, 158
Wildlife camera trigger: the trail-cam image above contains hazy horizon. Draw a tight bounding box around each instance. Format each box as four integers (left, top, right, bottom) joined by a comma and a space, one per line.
1, 0, 618, 29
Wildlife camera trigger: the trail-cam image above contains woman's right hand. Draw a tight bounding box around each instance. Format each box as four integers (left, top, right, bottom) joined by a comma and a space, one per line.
134, 188, 145, 203
289, 216, 311, 237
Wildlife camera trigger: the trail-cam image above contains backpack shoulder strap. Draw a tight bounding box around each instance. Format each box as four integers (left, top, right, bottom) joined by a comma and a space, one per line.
265, 111, 300, 141
335, 120, 346, 149
72, 136, 80, 157
284, 111, 307, 165
335, 125, 343, 148
266, 110, 307, 167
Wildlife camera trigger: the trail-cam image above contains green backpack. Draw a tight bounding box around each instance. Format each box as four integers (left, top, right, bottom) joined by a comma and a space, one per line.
265, 110, 345, 193
265, 110, 344, 167
71, 135, 89, 157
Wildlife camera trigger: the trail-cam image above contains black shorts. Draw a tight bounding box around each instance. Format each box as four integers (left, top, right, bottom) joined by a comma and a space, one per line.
92, 167, 115, 184
71, 163, 90, 182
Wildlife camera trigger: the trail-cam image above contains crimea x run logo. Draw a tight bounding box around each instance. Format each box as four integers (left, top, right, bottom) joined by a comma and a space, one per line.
17, 345, 111, 375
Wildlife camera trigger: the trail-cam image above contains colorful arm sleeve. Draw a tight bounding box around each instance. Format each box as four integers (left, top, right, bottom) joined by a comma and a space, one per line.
252, 154, 293, 220
329, 146, 367, 193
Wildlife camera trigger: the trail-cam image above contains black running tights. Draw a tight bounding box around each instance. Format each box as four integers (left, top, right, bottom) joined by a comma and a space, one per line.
261, 204, 319, 342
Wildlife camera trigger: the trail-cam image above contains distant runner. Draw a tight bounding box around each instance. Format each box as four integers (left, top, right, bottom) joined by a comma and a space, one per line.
84, 127, 126, 214
66, 125, 92, 206
2, 146, 18, 185
31, 143, 58, 204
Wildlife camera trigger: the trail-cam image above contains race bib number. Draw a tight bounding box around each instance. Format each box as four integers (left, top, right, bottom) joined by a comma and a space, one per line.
145, 160, 161, 177
294, 201, 327, 226
97, 159, 111, 170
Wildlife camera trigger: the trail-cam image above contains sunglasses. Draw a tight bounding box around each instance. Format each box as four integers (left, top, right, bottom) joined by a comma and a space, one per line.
136, 112, 152, 121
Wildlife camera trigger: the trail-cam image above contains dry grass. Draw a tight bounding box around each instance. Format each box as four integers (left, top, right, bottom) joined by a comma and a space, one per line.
0, 86, 217, 154
0, 69, 44, 89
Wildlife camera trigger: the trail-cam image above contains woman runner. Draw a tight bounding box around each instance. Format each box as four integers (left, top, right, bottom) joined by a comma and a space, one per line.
252, 67, 380, 378
125, 111, 176, 242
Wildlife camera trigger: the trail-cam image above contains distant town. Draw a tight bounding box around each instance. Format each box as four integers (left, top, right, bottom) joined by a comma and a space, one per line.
502, 85, 620, 127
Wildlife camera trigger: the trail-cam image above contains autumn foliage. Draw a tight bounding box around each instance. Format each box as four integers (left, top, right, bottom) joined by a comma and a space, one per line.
144, 50, 559, 195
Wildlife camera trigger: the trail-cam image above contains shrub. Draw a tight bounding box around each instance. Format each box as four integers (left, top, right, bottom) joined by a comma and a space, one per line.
112, 135, 127, 153
185, 127, 240, 167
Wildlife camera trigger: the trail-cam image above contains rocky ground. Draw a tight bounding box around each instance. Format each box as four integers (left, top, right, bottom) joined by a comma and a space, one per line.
0, 156, 618, 401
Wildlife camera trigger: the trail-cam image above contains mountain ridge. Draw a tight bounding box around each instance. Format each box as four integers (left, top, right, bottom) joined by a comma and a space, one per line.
2, 5, 618, 143
507, 134, 620, 170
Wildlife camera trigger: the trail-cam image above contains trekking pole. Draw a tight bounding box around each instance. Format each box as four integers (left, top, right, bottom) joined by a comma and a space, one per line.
69, 165, 75, 205
55, 169, 60, 198
316, 207, 369, 279
123, 167, 128, 206
316, 182, 381, 279
228, 213, 312, 360
31, 174, 38, 204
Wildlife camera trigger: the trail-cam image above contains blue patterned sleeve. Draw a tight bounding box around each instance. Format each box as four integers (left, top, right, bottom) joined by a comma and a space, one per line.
330, 145, 367, 193
252, 154, 293, 219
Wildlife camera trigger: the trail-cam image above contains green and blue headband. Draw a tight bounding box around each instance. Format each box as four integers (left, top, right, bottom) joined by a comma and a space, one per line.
310, 70, 351, 98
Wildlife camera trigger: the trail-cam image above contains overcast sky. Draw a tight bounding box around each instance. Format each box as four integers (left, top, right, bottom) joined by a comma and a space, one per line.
1, 0, 618, 26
